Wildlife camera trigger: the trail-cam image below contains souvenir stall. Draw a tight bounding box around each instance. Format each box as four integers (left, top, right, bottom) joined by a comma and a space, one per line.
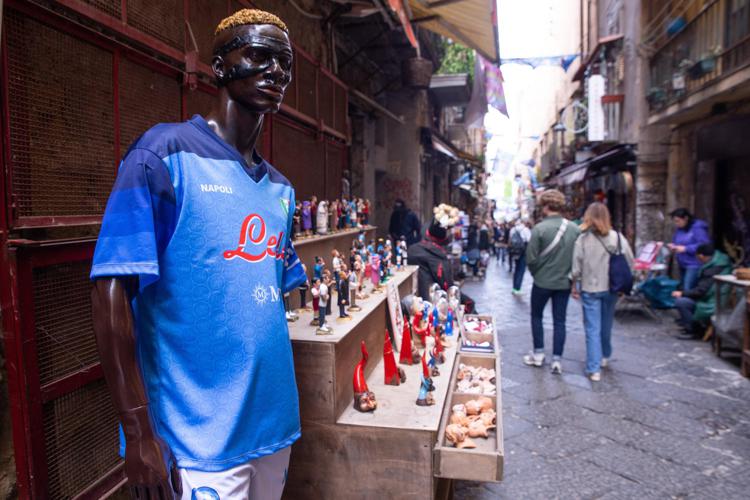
283, 216, 504, 499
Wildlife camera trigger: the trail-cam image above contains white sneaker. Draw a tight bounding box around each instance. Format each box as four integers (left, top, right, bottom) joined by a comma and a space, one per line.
601, 358, 609, 368
523, 351, 545, 367
550, 360, 562, 374
589, 372, 601, 382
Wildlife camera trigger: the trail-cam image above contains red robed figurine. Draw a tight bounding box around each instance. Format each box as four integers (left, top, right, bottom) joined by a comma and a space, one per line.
384, 330, 406, 385
399, 315, 420, 365
353, 340, 377, 412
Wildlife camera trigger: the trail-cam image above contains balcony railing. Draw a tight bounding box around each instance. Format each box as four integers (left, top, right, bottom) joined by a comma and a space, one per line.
647, 0, 750, 112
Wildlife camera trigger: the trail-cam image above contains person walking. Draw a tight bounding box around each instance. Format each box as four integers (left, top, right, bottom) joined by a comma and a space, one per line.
389, 199, 422, 245
509, 219, 531, 295
667, 208, 711, 291
523, 190, 581, 374
571, 203, 634, 381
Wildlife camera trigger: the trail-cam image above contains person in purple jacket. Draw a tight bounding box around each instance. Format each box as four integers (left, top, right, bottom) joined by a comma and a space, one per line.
667, 208, 711, 291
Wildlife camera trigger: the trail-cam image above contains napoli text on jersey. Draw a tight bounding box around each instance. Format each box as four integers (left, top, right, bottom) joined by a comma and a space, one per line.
91, 115, 307, 471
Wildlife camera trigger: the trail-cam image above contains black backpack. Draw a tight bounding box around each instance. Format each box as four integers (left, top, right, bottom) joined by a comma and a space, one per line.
509, 228, 525, 256
598, 232, 634, 294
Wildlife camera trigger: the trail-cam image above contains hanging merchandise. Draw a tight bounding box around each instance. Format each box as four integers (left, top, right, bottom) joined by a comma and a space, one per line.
481, 56, 509, 117
499, 54, 578, 71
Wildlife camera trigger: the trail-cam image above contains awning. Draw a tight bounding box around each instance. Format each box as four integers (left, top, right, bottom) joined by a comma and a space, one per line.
409, 0, 500, 63
556, 163, 588, 186
572, 33, 623, 81
453, 171, 472, 186
554, 144, 636, 185
432, 134, 459, 159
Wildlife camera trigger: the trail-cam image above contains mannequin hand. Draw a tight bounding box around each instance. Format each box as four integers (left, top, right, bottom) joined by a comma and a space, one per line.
121, 407, 182, 499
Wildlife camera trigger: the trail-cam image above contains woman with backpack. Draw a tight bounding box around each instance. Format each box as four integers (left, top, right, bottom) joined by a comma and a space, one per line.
571, 203, 634, 382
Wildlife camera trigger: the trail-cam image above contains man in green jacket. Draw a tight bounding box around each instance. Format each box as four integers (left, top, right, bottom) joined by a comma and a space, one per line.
671, 243, 732, 340
523, 189, 581, 374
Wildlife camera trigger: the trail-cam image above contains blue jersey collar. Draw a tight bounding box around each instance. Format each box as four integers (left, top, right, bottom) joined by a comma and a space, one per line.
189, 114, 268, 183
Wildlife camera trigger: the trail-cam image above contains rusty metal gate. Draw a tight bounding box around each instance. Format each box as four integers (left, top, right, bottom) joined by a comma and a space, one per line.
0, 1, 348, 498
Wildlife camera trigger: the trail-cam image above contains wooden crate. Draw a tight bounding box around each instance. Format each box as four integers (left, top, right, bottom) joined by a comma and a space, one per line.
434, 352, 504, 482
459, 314, 497, 355
452, 353, 498, 396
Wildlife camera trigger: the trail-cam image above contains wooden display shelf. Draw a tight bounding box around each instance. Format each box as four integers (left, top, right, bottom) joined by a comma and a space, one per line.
293, 225, 376, 248
287, 265, 415, 344
434, 353, 504, 483
284, 270, 503, 499
289, 267, 417, 423
289, 225, 377, 311
337, 332, 459, 432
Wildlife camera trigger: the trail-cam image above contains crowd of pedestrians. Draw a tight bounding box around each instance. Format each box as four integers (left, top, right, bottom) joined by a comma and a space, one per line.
487, 190, 734, 382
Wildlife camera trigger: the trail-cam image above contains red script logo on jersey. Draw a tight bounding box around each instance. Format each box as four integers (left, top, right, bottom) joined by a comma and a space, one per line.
224, 213, 285, 262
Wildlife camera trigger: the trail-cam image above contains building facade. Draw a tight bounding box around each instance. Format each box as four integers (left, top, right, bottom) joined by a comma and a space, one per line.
642, 0, 750, 265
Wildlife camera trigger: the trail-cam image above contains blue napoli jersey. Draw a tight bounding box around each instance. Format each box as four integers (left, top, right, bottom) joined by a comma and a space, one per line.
91, 115, 307, 471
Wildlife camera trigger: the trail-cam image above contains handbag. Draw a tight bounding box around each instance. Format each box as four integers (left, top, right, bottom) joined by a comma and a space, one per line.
597, 232, 634, 294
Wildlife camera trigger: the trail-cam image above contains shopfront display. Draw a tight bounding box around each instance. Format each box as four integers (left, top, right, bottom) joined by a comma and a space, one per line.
282, 234, 504, 497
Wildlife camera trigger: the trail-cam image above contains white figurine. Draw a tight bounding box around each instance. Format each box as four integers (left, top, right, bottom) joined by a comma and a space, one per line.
316, 200, 329, 235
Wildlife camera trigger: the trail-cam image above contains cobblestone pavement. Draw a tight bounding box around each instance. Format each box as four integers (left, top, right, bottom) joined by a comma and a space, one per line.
455, 259, 750, 500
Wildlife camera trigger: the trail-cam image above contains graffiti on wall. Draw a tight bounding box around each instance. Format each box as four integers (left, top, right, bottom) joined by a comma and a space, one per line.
379, 176, 415, 210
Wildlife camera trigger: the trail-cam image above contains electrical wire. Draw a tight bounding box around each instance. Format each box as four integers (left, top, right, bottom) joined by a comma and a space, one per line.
289, 0, 324, 20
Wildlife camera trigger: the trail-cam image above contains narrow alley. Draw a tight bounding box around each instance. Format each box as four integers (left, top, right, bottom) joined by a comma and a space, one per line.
456, 261, 750, 499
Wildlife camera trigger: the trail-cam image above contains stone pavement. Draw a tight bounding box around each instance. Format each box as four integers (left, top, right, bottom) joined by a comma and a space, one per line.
455, 259, 750, 500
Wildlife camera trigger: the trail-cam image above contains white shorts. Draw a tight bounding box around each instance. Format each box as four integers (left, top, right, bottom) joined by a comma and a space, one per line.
180, 447, 291, 500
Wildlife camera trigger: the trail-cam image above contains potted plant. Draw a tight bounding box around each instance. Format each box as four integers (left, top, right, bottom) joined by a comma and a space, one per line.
688, 46, 721, 79
646, 86, 666, 108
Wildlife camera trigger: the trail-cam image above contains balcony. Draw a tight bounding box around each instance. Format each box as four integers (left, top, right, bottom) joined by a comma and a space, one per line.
646, 0, 750, 114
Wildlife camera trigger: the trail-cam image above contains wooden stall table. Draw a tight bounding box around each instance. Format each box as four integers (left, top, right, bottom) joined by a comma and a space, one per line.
712, 274, 750, 377
284, 266, 504, 499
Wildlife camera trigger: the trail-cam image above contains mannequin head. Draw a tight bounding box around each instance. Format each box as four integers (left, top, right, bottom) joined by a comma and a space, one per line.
212, 9, 292, 113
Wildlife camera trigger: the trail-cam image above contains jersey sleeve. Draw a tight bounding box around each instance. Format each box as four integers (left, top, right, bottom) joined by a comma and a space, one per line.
90, 148, 177, 291
282, 189, 307, 293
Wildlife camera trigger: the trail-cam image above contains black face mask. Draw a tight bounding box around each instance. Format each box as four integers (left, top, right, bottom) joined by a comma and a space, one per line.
214, 34, 293, 86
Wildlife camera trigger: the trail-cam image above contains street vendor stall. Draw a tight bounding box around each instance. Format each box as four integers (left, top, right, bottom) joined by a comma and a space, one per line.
284, 263, 504, 498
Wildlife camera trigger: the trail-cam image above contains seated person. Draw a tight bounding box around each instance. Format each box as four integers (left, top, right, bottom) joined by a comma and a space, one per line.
671, 243, 732, 340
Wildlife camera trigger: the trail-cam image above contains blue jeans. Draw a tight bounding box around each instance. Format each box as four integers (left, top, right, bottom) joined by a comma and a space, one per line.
680, 266, 700, 292
581, 291, 618, 374
513, 254, 526, 291
531, 285, 570, 357
674, 296, 696, 329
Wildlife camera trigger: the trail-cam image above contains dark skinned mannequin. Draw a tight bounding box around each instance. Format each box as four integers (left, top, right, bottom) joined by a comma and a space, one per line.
91, 23, 293, 499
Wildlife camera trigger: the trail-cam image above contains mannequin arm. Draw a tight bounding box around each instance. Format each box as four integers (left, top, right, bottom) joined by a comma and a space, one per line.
92, 277, 181, 499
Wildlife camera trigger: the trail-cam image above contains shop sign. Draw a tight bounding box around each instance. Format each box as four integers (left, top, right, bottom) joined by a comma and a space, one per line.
588, 75, 606, 142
